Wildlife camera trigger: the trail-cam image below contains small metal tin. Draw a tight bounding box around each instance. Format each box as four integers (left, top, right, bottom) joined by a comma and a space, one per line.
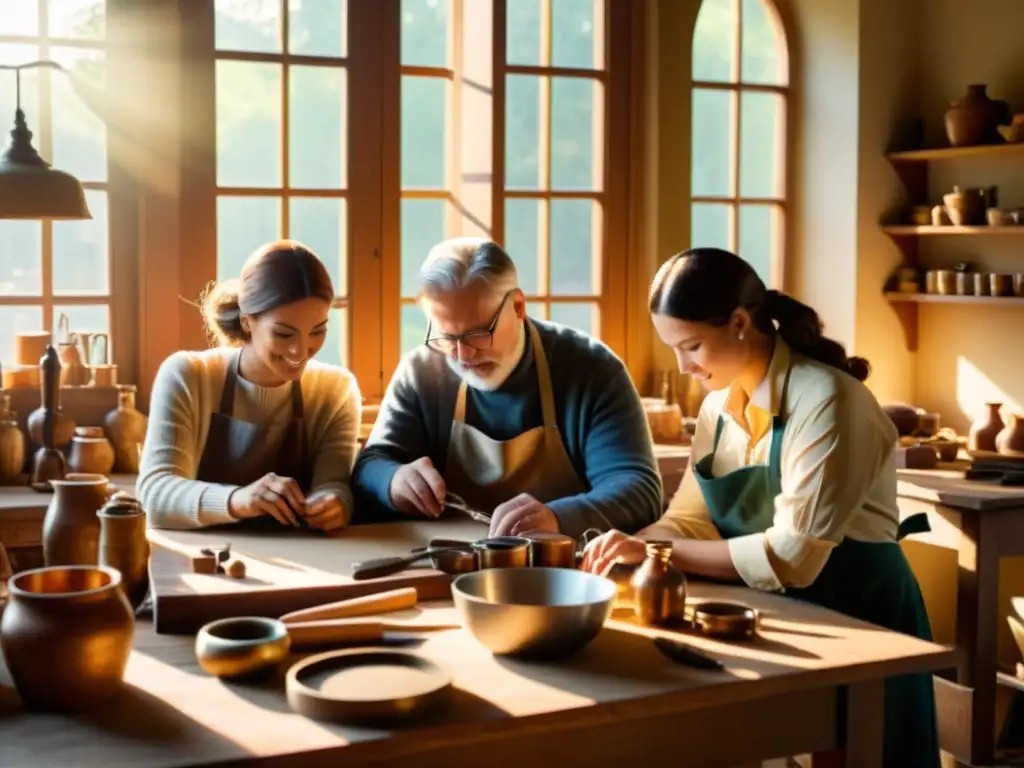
473, 536, 531, 569
431, 547, 478, 575
688, 601, 759, 640
523, 531, 577, 568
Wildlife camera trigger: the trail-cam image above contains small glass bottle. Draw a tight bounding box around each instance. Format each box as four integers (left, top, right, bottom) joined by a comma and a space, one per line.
631, 540, 687, 625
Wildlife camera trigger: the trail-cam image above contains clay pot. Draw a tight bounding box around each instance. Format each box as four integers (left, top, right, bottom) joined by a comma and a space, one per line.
0, 565, 134, 712
67, 430, 115, 476
969, 402, 1005, 453
42, 473, 109, 567
104, 385, 148, 474
98, 496, 150, 611
943, 186, 988, 227
0, 392, 26, 484
944, 84, 1013, 147
996, 414, 1024, 456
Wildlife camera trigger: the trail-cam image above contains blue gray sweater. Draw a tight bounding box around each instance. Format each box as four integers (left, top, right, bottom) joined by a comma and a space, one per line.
351, 319, 664, 538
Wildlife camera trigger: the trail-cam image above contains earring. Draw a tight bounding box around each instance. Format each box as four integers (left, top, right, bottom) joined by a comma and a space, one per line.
738, 332, 745, 341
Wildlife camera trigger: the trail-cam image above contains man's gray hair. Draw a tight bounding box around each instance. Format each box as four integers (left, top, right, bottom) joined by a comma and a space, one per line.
419, 237, 518, 299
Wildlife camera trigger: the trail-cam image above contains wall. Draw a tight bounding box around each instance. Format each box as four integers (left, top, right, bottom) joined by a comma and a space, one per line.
913, 0, 1024, 433
641, 0, 921, 408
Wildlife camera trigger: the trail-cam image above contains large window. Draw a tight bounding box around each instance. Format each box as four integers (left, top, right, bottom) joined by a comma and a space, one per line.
503, 0, 606, 338
397, 0, 612, 356
0, 0, 110, 368
213, 0, 350, 368
691, 0, 788, 286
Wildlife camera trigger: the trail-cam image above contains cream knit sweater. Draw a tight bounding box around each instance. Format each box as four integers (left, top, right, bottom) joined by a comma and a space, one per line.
137, 347, 361, 529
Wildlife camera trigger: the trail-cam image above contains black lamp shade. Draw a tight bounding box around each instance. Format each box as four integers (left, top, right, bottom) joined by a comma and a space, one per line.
0, 108, 91, 220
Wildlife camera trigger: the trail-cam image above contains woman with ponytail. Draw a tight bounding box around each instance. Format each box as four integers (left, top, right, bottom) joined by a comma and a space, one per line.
138, 240, 361, 532
581, 248, 938, 766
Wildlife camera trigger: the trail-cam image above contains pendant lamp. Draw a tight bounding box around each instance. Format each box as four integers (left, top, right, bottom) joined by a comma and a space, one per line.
0, 61, 91, 220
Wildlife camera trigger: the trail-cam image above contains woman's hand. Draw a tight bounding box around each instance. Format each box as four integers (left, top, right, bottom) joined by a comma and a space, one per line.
304, 489, 349, 532
579, 529, 649, 575
229, 472, 305, 527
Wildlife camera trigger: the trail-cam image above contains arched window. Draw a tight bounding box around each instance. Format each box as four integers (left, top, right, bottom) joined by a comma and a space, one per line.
691, 0, 789, 286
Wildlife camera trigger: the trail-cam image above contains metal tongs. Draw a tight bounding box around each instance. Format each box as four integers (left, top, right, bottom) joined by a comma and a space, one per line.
444, 492, 491, 524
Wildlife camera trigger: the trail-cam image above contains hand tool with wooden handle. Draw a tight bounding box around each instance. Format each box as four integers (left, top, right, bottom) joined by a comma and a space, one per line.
278, 587, 418, 624
286, 618, 460, 649
351, 546, 467, 580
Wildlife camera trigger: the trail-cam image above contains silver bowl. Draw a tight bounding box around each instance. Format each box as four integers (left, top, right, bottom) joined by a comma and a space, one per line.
451, 567, 616, 660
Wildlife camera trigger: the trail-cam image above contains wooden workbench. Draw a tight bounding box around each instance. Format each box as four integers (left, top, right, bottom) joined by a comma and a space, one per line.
897, 469, 1024, 766
0, 563, 953, 768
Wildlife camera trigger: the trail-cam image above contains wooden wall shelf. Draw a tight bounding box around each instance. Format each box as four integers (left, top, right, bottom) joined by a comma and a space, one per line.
882, 137, 1024, 352
883, 225, 1024, 236
883, 292, 1024, 352
887, 142, 1024, 163
886, 292, 1024, 306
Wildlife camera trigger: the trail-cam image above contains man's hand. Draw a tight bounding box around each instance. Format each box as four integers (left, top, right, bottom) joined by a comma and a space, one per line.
389, 457, 446, 518
489, 493, 558, 537
304, 489, 348, 531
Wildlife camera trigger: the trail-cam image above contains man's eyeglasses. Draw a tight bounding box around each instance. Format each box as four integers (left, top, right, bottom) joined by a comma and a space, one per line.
424, 290, 514, 353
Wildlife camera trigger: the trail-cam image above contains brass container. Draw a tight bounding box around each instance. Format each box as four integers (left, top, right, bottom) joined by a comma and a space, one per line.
0, 565, 134, 712
43, 473, 109, 567
523, 531, 576, 568
98, 496, 150, 610
195, 617, 291, 679
991, 273, 1015, 297
473, 536, 531, 569
690, 601, 759, 640
934, 270, 956, 295
630, 541, 687, 625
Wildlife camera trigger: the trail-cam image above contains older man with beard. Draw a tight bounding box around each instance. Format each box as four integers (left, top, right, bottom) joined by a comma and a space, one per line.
351, 237, 663, 539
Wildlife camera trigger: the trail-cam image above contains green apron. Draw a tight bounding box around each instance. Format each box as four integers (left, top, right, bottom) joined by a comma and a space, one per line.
692, 372, 940, 767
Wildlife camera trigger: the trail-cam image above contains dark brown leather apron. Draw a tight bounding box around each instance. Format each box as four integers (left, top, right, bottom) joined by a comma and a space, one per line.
195, 351, 312, 530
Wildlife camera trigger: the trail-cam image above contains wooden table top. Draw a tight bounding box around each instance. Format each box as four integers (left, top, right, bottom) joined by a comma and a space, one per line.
897, 468, 1024, 511
0, 571, 954, 767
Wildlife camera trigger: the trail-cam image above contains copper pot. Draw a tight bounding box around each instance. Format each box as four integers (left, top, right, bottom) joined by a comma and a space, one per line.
523, 531, 576, 568
0, 565, 134, 712
472, 536, 531, 569
43, 473, 109, 567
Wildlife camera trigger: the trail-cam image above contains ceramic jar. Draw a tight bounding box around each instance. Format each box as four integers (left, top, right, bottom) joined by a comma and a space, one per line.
43, 473, 110, 567
104, 384, 147, 474
98, 495, 150, 611
996, 414, 1024, 457
0, 391, 26, 484
945, 84, 1013, 147
969, 402, 1005, 453
67, 427, 116, 476
630, 541, 687, 625
0, 565, 134, 712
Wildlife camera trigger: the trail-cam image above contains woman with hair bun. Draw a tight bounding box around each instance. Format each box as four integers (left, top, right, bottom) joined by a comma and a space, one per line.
581, 248, 938, 766
138, 240, 361, 531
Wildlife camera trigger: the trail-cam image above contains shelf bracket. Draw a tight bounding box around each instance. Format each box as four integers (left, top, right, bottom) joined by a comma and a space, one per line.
888, 300, 919, 351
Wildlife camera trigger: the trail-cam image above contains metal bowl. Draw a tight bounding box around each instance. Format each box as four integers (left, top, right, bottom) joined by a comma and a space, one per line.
195, 616, 291, 679
451, 567, 616, 660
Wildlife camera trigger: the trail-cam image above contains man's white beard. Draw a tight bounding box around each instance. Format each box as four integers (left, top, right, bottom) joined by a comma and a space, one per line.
446, 321, 526, 392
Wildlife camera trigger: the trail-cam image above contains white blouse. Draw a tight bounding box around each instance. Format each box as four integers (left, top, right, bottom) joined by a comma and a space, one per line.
651, 338, 901, 592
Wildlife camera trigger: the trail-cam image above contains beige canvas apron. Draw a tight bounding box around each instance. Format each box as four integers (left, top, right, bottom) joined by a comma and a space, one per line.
195, 351, 312, 530
444, 319, 586, 512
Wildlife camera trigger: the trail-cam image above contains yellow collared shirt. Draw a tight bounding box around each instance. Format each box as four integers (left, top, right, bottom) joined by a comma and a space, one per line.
656, 338, 901, 592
